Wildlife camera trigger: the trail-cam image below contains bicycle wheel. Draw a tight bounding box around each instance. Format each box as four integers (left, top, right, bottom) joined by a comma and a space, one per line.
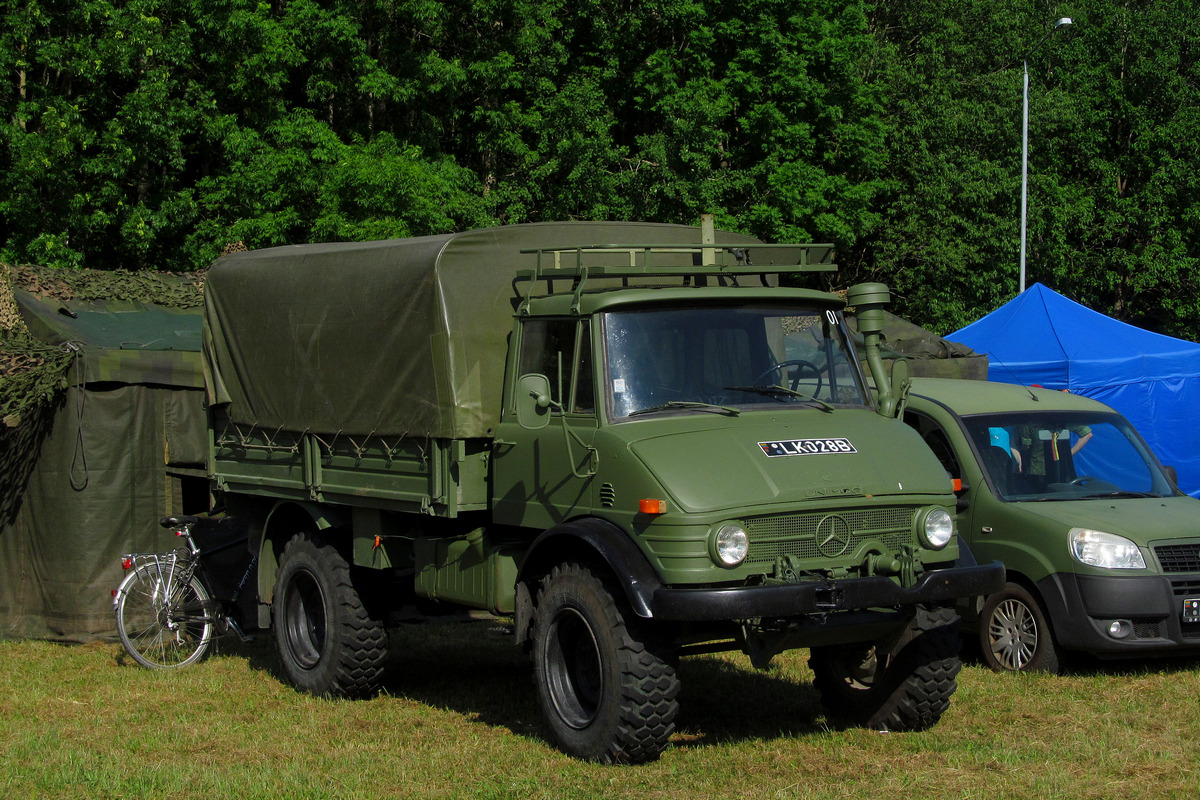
115, 565, 215, 669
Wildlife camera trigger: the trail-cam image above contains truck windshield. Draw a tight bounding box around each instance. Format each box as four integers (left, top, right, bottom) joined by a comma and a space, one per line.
963, 411, 1176, 500
603, 305, 867, 419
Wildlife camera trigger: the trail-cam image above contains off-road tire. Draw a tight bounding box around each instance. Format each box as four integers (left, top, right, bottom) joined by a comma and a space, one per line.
810, 604, 962, 731
530, 563, 679, 764
272, 532, 387, 698
979, 583, 1061, 674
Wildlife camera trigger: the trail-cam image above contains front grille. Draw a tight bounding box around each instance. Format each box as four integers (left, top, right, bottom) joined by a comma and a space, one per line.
1169, 578, 1200, 597
744, 507, 914, 564
1155, 543, 1200, 573
1133, 621, 1163, 639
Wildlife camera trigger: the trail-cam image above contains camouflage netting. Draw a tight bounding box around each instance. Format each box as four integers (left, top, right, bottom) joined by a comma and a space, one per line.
7, 263, 205, 308
2, 263, 204, 425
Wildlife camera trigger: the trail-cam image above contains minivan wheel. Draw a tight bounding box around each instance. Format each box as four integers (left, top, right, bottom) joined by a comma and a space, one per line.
979, 583, 1061, 673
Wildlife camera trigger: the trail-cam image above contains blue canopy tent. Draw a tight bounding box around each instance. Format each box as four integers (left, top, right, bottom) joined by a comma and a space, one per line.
949, 283, 1200, 497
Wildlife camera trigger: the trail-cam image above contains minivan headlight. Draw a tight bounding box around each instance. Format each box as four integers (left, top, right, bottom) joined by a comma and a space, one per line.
915, 507, 954, 550
1070, 528, 1146, 569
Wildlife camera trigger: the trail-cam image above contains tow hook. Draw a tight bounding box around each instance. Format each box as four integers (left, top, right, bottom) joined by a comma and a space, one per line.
814, 586, 843, 610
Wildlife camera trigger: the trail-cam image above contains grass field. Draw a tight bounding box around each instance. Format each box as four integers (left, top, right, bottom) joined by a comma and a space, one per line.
1, 622, 1197, 799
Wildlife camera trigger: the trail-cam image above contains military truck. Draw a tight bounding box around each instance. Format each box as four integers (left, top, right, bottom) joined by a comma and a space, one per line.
202, 220, 1003, 763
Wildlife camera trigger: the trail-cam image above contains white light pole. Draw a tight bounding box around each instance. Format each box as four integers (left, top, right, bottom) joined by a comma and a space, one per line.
1019, 16, 1073, 293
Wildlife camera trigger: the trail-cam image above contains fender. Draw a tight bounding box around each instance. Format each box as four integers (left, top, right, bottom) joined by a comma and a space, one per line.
256, 501, 349, 606
514, 517, 663, 643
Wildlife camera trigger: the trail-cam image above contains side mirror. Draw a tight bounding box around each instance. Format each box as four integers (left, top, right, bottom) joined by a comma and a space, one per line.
888, 358, 911, 418
516, 373, 556, 430
1163, 464, 1179, 491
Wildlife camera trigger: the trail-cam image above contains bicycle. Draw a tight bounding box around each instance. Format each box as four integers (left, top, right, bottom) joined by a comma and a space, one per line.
113, 515, 257, 669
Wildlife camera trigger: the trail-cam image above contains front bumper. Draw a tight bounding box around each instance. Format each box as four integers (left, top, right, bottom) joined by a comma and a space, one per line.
1038, 572, 1200, 656
652, 560, 1005, 621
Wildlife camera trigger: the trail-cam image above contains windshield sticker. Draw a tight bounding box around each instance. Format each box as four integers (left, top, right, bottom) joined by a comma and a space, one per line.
759, 438, 857, 457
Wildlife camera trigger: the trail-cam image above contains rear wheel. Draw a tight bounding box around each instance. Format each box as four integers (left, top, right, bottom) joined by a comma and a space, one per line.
810, 604, 962, 731
531, 563, 679, 763
979, 583, 1061, 673
272, 532, 387, 698
116, 566, 213, 669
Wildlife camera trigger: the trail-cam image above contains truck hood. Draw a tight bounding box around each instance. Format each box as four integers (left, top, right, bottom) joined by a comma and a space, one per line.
621, 411, 951, 514
1008, 495, 1200, 546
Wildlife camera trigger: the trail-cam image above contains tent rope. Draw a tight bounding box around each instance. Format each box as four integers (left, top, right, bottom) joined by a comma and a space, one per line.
64, 343, 89, 491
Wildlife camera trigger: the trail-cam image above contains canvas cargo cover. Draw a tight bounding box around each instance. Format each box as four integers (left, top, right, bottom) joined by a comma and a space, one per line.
204, 222, 762, 439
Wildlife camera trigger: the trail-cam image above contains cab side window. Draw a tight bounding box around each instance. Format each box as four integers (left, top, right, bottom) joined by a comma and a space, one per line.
518, 319, 593, 414
573, 321, 594, 413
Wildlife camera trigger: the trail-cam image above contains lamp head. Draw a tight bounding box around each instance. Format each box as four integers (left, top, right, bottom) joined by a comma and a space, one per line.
1053, 17, 1073, 28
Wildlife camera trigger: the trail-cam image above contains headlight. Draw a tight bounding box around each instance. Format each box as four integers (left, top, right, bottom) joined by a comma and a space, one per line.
1070, 528, 1146, 569
712, 524, 749, 567
916, 507, 954, 550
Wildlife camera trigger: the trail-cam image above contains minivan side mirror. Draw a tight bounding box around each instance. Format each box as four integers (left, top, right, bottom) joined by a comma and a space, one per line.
1163, 464, 1179, 491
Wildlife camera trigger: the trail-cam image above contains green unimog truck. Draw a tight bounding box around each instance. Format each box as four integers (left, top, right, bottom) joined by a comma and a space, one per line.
202, 220, 1003, 763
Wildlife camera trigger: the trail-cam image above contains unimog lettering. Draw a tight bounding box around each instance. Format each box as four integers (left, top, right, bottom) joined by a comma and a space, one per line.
202, 220, 1004, 764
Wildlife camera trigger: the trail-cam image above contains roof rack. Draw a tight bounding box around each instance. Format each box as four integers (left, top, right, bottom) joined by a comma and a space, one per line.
516, 243, 836, 313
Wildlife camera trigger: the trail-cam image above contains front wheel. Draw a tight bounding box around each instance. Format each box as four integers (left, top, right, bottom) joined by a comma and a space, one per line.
979, 583, 1061, 673
272, 532, 387, 698
530, 563, 679, 764
810, 604, 962, 731
115, 565, 214, 669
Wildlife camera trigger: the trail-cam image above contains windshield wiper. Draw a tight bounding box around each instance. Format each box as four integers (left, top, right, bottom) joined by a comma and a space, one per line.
1028, 490, 1162, 502
628, 400, 741, 417
725, 385, 834, 413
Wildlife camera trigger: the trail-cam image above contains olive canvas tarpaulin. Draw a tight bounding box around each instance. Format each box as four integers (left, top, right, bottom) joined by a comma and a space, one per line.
203, 222, 761, 440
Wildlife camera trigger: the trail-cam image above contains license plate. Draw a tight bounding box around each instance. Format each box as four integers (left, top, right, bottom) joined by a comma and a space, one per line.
1185, 598, 1200, 623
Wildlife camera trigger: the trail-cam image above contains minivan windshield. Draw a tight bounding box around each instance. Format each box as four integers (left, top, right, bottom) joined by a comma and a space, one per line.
963, 411, 1176, 500
603, 305, 868, 419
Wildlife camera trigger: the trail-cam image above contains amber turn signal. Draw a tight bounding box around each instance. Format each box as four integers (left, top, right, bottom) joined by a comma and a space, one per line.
639, 498, 668, 514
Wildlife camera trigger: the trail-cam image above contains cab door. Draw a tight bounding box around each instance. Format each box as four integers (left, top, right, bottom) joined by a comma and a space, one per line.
492, 317, 598, 529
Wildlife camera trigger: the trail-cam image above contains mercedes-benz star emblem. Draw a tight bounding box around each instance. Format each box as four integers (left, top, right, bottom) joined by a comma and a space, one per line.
815, 515, 852, 557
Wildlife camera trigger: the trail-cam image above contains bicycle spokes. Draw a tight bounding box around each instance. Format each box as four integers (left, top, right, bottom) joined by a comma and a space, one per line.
115, 557, 215, 669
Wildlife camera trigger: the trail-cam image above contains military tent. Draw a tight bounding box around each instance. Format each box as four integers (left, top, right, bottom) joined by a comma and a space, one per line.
949, 282, 1200, 497
1, 269, 211, 641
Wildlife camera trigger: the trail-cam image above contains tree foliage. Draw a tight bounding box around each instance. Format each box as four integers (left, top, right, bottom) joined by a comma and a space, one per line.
2, 0, 1197, 336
